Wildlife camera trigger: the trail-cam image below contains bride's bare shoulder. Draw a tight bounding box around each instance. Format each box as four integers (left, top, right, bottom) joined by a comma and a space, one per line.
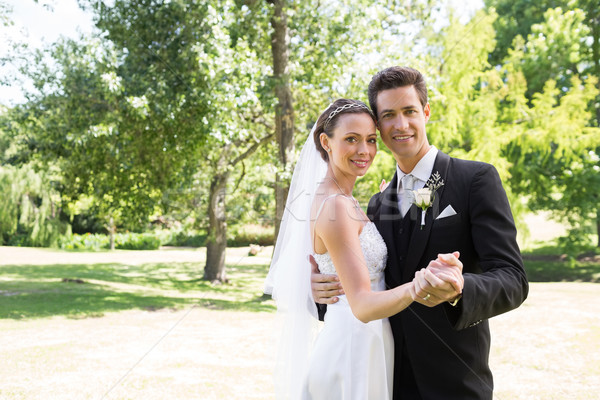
314, 194, 359, 229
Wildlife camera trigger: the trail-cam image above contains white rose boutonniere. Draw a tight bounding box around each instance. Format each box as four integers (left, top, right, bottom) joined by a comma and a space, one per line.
413, 188, 432, 209
412, 172, 444, 229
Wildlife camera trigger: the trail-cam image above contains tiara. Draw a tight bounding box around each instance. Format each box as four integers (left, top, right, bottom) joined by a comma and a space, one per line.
324, 103, 369, 129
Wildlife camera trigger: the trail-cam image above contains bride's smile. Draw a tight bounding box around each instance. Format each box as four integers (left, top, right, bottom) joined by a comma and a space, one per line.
321, 112, 377, 180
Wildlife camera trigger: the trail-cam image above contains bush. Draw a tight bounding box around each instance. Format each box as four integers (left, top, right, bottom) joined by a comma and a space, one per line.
57, 226, 274, 250
228, 224, 274, 247
5, 232, 32, 247
59, 233, 110, 251
59, 232, 160, 250
160, 230, 207, 247
114, 233, 161, 250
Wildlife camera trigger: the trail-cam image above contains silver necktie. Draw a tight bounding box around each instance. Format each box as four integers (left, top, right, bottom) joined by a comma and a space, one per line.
400, 174, 415, 217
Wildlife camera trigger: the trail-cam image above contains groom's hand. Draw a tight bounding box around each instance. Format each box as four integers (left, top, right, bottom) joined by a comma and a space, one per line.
410, 251, 463, 307
310, 255, 344, 304
428, 251, 464, 290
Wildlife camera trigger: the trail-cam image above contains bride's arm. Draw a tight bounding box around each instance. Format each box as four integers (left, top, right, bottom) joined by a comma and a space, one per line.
316, 196, 414, 323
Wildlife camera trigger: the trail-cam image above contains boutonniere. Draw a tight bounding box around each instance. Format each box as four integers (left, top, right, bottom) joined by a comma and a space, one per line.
412, 171, 444, 229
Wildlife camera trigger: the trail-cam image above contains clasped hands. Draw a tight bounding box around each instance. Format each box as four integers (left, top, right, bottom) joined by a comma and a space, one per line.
410, 251, 463, 307
310, 251, 463, 308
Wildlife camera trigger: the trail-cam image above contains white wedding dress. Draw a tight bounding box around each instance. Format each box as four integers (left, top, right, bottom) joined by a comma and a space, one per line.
303, 197, 394, 400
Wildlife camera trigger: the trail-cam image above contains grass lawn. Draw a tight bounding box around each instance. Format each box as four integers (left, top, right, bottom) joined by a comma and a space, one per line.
0, 245, 598, 399
0, 247, 274, 319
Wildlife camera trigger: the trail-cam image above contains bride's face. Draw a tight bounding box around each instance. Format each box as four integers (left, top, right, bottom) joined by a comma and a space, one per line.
323, 113, 377, 178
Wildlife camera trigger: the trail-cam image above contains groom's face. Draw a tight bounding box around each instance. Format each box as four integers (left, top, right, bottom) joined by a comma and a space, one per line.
376, 85, 431, 172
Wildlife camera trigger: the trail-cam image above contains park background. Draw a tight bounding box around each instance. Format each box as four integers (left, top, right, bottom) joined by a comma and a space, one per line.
0, 0, 599, 399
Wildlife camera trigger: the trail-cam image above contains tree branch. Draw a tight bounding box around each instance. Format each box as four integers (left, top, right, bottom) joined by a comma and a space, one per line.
233, 161, 246, 191
231, 133, 274, 166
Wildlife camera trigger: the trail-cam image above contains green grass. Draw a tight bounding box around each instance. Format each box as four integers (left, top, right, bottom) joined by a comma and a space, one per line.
0, 261, 274, 319
522, 244, 600, 282
1, 243, 598, 321
522, 258, 600, 282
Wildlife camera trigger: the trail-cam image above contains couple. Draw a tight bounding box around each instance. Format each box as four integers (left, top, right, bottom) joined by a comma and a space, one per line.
264, 66, 529, 399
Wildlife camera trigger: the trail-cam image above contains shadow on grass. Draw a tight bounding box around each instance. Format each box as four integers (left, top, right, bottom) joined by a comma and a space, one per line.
522, 253, 600, 283
0, 262, 275, 319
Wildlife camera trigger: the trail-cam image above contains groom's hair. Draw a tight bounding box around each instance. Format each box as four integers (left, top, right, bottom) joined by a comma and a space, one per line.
368, 66, 428, 118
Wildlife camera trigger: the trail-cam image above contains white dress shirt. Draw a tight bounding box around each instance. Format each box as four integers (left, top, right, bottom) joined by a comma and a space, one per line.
396, 146, 439, 212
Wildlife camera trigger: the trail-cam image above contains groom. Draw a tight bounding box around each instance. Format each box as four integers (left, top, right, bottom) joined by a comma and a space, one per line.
311, 66, 529, 399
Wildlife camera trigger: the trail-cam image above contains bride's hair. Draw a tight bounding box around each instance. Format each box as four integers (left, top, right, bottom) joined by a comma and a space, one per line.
313, 99, 376, 161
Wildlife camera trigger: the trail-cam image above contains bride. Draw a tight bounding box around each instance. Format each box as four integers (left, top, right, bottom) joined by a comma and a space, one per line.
265, 99, 460, 399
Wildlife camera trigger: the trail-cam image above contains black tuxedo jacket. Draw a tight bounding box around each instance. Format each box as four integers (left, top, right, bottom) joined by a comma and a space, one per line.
366, 151, 528, 400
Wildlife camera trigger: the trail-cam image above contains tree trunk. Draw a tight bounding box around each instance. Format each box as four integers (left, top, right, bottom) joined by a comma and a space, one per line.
108, 217, 116, 251
270, 0, 295, 242
589, 5, 599, 248
591, 3, 600, 127
597, 208, 600, 248
204, 171, 229, 283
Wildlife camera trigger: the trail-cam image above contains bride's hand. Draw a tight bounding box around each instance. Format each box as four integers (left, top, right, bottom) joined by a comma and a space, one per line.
310, 255, 344, 304
411, 252, 463, 307
428, 251, 463, 291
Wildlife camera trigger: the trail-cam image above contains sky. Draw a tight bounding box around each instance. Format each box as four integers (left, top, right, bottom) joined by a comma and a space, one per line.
1, 0, 94, 106
0, 0, 484, 107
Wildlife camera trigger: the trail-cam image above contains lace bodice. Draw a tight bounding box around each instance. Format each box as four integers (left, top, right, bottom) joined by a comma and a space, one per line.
313, 222, 388, 288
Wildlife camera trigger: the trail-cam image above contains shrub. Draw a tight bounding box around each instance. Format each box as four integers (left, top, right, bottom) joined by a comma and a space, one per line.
59, 233, 109, 251
59, 232, 160, 250
228, 224, 274, 247
114, 233, 161, 250
161, 230, 207, 247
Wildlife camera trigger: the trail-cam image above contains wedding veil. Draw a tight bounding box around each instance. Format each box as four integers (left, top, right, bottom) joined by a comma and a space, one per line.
264, 124, 328, 399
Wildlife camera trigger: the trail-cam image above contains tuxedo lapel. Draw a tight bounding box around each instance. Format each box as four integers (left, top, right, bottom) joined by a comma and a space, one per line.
431, 152, 451, 219
376, 173, 404, 285
404, 152, 452, 274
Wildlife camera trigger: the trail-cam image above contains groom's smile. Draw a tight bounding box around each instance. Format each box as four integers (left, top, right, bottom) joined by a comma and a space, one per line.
376, 85, 431, 172
391, 133, 414, 142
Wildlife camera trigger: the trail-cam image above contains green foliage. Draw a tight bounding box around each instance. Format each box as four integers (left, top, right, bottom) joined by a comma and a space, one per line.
425, 10, 503, 161
485, 0, 600, 125
227, 224, 274, 247
513, 7, 590, 99
59, 233, 109, 251
114, 232, 161, 250
162, 230, 207, 248
57, 228, 211, 250
60, 232, 161, 250
485, 0, 575, 65
0, 164, 70, 247
411, 7, 600, 249
506, 74, 600, 248
1, 0, 599, 256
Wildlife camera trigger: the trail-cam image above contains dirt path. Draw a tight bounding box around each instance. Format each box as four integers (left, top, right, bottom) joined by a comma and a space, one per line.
1, 286, 597, 399
0, 245, 274, 267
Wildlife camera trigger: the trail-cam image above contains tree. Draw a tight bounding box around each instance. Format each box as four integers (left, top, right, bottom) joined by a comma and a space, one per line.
268, 0, 295, 241
203, 0, 437, 278
487, 3, 600, 247
409, 7, 600, 249
0, 166, 64, 246
85, 0, 279, 281
485, 0, 571, 65
486, 0, 600, 124
505, 75, 600, 249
